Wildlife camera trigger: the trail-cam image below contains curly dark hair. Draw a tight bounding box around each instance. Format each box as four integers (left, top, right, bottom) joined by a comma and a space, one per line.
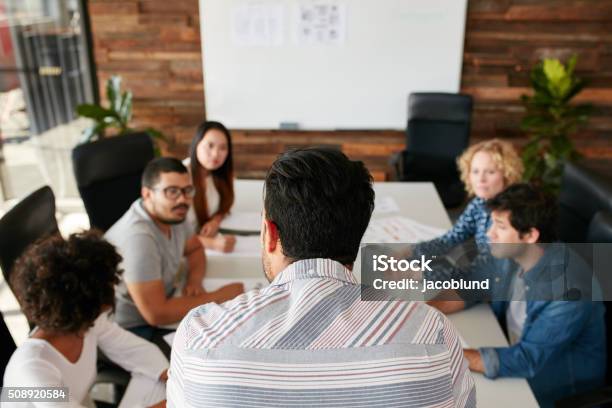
10, 230, 123, 334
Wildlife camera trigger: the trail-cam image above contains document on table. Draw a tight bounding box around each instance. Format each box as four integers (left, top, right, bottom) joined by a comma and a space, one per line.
373, 196, 400, 215
205, 235, 261, 258
362, 216, 446, 243
220, 211, 262, 234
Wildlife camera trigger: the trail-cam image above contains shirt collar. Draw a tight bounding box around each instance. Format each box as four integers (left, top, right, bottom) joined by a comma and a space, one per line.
271, 258, 359, 286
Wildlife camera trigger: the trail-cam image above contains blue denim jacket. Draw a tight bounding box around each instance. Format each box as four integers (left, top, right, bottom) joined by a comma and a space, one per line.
476, 245, 606, 408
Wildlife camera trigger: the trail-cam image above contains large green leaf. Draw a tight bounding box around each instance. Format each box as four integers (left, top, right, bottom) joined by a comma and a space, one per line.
76, 104, 115, 121
106, 75, 123, 113
118, 91, 133, 126
543, 59, 566, 85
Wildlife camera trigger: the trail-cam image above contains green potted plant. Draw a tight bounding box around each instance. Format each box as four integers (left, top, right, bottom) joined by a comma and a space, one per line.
76, 75, 167, 155
520, 55, 592, 193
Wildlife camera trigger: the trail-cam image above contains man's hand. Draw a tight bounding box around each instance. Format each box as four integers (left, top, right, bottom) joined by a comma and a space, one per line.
159, 369, 168, 382
183, 279, 205, 296
212, 234, 236, 253
463, 348, 485, 373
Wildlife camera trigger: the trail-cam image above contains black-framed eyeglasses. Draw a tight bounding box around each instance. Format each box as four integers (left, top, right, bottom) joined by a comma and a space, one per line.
153, 186, 196, 200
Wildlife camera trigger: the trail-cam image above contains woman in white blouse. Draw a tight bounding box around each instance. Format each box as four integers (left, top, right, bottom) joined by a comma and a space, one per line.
3, 231, 169, 408
185, 121, 236, 252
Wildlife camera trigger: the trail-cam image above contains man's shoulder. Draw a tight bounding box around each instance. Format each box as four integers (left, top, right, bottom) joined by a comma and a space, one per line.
177, 285, 290, 348
105, 202, 156, 242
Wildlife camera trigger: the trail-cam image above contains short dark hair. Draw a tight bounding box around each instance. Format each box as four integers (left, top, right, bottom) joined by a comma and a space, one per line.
487, 183, 558, 242
142, 157, 188, 188
11, 230, 123, 334
264, 147, 375, 265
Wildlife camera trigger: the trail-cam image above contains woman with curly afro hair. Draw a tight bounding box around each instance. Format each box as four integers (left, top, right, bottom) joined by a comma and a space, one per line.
3, 230, 169, 408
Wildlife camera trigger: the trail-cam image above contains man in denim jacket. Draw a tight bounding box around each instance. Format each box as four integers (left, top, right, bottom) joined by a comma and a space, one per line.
431, 184, 605, 408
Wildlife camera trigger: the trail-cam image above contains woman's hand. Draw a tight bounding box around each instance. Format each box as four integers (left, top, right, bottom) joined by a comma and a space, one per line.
200, 215, 223, 237
212, 234, 236, 253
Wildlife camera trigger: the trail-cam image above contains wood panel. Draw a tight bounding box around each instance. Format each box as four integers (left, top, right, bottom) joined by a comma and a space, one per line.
88, 0, 612, 180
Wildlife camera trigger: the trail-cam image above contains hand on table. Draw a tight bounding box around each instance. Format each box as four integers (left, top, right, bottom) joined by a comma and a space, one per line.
463, 348, 485, 373
212, 234, 236, 253
183, 280, 205, 296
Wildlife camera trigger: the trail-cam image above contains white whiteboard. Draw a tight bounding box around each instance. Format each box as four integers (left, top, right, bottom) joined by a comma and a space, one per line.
200, 0, 468, 130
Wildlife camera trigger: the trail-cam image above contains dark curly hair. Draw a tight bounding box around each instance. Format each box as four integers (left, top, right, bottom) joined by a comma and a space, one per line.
10, 230, 123, 334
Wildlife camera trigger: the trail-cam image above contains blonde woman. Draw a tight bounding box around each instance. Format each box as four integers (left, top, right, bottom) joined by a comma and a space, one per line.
417, 139, 523, 256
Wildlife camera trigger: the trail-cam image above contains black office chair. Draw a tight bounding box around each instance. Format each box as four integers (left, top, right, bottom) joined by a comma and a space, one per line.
0, 309, 17, 387
558, 161, 612, 243
556, 211, 612, 408
0, 186, 59, 286
72, 133, 154, 232
391, 92, 473, 208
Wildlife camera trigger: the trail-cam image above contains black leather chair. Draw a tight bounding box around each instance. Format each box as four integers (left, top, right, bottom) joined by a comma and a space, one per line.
558, 161, 612, 243
0, 310, 17, 387
391, 92, 473, 208
0, 186, 59, 286
556, 211, 612, 408
72, 133, 154, 232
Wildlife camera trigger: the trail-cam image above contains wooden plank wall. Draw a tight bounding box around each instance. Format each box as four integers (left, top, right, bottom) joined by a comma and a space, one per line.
88, 0, 612, 180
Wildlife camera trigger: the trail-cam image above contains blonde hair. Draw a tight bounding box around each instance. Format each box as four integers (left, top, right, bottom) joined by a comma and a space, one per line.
458, 139, 524, 196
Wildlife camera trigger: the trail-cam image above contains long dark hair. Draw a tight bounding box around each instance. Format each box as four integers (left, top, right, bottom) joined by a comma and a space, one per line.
189, 121, 235, 227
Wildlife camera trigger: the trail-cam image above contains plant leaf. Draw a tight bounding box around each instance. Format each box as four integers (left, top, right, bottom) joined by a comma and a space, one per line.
76, 104, 115, 121
106, 75, 123, 113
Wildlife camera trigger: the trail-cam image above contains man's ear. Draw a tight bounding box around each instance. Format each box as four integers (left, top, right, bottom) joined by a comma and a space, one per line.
523, 228, 540, 244
141, 186, 150, 200
263, 219, 279, 253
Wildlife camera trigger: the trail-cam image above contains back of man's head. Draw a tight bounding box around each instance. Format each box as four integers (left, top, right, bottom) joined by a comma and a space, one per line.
264, 147, 375, 265
142, 157, 188, 188
487, 183, 558, 242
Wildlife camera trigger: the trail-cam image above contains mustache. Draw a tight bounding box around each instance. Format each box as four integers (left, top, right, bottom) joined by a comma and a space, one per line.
172, 204, 189, 211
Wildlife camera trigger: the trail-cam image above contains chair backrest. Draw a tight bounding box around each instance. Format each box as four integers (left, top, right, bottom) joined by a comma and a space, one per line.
559, 162, 612, 242
587, 211, 612, 384
406, 92, 473, 160
72, 133, 154, 232
0, 186, 59, 285
0, 310, 16, 387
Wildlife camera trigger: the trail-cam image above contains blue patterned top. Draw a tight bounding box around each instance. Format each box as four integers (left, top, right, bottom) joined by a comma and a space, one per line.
417, 197, 491, 256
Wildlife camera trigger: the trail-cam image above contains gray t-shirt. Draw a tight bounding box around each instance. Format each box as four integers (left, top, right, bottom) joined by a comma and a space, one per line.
105, 199, 192, 328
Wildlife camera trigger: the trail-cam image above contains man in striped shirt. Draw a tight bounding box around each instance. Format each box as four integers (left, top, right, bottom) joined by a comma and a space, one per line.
168, 147, 476, 407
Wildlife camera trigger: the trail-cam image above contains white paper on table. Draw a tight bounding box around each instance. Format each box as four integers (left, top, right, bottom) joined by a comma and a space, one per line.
373, 196, 400, 215
362, 216, 446, 243
231, 2, 285, 47
295, 1, 346, 46
205, 235, 261, 258
220, 211, 262, 233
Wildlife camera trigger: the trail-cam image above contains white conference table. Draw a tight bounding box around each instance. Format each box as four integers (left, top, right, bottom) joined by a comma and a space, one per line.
204, 180, 539, 408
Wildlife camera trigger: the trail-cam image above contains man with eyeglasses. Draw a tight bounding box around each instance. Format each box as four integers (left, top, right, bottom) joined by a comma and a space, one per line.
105, 157, 244, 354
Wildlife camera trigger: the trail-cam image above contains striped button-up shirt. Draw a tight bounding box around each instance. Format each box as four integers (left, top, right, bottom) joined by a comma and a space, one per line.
168, 258, 476, 407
